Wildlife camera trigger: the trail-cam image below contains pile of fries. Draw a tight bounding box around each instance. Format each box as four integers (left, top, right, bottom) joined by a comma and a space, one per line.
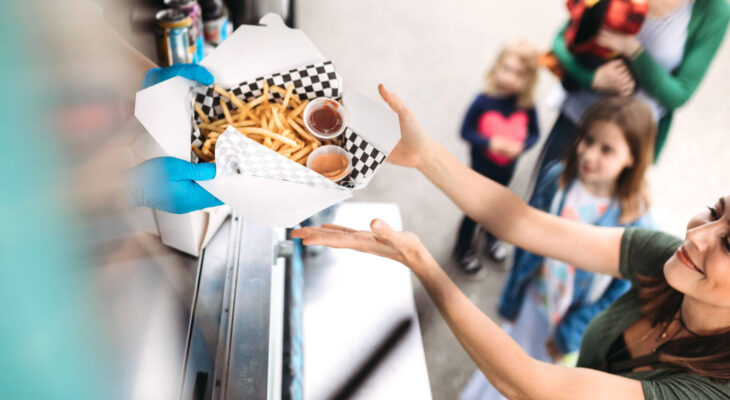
192, 81, 323, 164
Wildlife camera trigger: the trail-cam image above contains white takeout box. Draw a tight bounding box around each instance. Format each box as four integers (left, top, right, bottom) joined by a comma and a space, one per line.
135, 13, 400, 230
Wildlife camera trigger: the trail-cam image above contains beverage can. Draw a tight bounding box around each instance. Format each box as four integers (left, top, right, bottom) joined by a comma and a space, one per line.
164, 0, 205, 63
155, 9, 193, 67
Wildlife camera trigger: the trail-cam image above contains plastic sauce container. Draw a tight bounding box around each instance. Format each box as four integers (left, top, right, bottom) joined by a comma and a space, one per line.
307, 145, 351, 182
303, 98, 349, 140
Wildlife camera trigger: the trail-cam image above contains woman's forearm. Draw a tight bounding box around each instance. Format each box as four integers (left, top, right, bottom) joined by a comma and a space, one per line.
411, 255, 544, 399
415, 136, 624, 278
552, 24, 595, 90
630, 6, 729, 110
417, 137, 528, 243
410, 254, 644, 400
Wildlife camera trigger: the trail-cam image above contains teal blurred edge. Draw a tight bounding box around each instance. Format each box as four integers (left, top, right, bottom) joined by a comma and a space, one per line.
0, 3, 114, 399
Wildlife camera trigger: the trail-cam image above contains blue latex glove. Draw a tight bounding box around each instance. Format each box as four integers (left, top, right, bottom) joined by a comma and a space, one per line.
125, 157, 223, 214
141, 64, 214, 89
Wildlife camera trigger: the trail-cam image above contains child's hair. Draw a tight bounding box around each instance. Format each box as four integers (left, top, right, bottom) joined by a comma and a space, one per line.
484, 40, 539, 109
560, 96, 656, 224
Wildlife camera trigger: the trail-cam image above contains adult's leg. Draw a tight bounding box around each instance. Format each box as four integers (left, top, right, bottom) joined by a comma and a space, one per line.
530, 113, 577, 184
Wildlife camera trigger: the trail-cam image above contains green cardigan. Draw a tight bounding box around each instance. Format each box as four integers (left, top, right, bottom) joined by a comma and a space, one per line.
553, 0, 730, 160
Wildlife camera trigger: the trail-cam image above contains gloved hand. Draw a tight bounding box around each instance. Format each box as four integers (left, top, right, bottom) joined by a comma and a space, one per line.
141, 64, 214, 89
125, 157, 223, 214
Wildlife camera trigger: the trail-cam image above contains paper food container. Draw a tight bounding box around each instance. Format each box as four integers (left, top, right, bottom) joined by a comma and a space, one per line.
153, 206, 230, 256
135, 13, 400, 229
128, 130, 231, 256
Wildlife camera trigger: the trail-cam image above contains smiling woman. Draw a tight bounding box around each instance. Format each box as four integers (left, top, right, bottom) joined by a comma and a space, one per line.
292, 85, 730, 399
621, 197, 730, 380
662, 197, 730, 308
581, 196, 730, 381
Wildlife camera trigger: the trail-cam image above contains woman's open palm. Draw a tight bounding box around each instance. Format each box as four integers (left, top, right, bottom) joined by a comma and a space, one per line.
378, 84, 430, 169
292, 219, 429, 269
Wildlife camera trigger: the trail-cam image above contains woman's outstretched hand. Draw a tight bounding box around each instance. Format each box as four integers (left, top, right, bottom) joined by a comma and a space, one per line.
378, 84, 431, 169
291, 219, 433, 271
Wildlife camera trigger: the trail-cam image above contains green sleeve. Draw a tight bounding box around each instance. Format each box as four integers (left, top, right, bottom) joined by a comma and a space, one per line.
629, 1, 730, 110
641, 374, 730, 399
552, 23, 596, 90
619, 228, 682, 284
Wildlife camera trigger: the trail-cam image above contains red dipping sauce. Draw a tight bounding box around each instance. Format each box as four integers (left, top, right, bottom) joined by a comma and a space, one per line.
307, 101, 343, 135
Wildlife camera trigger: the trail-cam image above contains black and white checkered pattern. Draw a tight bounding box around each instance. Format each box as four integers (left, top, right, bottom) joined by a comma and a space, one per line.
339, 128, 387, 188
189, 61, 387, 191
215, 127, 345, 190
191, 61, 340, 131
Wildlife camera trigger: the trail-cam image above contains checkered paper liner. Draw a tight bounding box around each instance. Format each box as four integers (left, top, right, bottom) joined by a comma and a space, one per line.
189, 61, 387, 189
215, 126, 340, 189
341, 128, 387, 187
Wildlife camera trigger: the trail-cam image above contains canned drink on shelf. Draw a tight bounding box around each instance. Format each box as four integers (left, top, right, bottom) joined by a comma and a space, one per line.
200, 0, 230, 46
164, 0, 205, 63
155, 9, 193, 67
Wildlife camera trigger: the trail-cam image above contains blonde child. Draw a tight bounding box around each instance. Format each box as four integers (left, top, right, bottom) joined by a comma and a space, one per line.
455, 41, 540, 272
460, 96, 656, 400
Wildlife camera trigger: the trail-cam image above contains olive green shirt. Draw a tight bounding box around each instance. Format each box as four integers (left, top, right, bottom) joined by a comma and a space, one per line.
577, 228, 730, 399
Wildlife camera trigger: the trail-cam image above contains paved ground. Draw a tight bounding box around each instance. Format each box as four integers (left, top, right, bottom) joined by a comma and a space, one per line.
296, 1, 730, 398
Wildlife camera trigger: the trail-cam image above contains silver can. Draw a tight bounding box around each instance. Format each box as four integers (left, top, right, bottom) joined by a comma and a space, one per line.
164, 0, 205, 63
154, 9, 193, 67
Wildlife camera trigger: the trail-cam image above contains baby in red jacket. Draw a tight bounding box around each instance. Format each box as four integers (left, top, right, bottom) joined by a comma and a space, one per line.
564, 0, 648, 68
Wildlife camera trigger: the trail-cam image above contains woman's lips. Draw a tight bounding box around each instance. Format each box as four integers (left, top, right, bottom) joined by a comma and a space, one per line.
676, 245, 704, 275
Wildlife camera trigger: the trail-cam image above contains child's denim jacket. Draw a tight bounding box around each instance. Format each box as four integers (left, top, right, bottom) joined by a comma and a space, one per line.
498, 162, 654, 354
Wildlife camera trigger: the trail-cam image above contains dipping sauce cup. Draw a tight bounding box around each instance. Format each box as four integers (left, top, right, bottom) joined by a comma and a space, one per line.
303, 98, 349, 140
306, 145, 352, 182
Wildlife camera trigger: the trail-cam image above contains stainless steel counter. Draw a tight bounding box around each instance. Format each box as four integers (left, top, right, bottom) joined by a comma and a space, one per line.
180, 214, 289, 400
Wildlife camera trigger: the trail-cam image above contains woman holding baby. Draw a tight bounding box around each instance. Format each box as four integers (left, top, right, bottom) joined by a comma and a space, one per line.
535, 0, 729, 176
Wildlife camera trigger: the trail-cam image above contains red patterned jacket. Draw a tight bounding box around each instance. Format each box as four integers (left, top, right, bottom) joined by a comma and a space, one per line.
564, 0, 648, 60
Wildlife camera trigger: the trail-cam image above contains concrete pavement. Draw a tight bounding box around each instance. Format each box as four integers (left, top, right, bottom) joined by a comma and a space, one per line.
296, 1, 730, 397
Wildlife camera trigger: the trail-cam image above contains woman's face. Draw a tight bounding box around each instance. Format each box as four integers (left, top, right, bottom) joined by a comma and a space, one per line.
494, 53, 527, 96
576, 121, 634, 189
665, 196, 730, 308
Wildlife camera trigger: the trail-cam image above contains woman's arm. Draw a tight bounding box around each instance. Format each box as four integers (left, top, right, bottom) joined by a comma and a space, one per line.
292, 221, 644, 400
552, 24, 596, 90
632, 20, 729, 109
417, 254, 643, 400
597, 5, 730, 110
421, 135, 623, 277
379, 84, 625, 277
553, 25, 636, 96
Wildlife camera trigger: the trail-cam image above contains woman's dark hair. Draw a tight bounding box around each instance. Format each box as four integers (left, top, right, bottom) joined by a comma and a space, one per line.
560, 96, 656, 224
637, 274, 730, 381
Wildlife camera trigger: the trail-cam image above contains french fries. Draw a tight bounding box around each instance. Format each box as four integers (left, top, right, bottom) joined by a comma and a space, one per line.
192, 82, 321, 163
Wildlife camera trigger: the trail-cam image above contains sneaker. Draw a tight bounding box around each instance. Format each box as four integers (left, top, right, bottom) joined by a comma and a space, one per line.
488, 241, 508, 263
458, 250, 483, 274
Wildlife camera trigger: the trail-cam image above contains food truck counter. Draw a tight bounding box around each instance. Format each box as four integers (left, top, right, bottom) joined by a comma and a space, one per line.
179, 214, 296, 399
178, 202, 432, 399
